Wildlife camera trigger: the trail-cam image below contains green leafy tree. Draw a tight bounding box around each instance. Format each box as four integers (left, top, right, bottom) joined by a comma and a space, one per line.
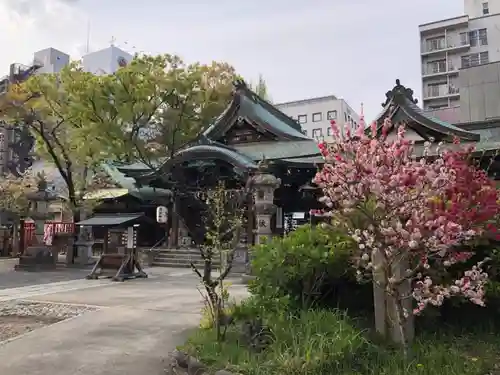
0, 169, 37, 217
76, 54, 237, 166
249, 74, 272, 102
4, 63, 114, 223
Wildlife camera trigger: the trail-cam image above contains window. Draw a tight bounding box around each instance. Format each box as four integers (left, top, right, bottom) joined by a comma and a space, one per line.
312, 112, 322, 122
483, 2, 489, 15
461, 55, 470, 68
427, 82, 447, 97
427, 59, 447, 74
327, 127, 332, 136
480, 51, 489, 63
459, 32, 469, 46
426, 36, 446, 52
479, 28, 488, 45
327, 110, 337, 120
312, 128, 322, 139
344, 112, 347, 122
428, 104, 449, 110
298, 114, 307, 124
461, 52, 489, 68
469, 28, 488, 46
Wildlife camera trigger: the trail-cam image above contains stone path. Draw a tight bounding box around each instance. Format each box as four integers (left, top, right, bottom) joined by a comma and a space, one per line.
0, 267, 248, 375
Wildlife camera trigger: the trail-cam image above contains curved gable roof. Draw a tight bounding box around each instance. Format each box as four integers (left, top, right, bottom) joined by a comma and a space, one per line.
203, 80, 310, 142
374, 79, 479, 142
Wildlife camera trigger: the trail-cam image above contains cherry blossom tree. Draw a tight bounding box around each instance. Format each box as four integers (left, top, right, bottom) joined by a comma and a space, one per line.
312, 118, 499, 349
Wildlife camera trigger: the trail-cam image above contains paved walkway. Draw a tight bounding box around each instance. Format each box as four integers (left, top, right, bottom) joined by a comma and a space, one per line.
0, 267, 248, 375
0, 259, 94, 290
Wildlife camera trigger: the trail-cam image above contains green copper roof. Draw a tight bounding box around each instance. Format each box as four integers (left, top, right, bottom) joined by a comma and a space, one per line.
100, 163, 137, 189
232, 140, 320, 161
374, 80, 479, 142
203, 81, 310, 142
403, 99, 479, 141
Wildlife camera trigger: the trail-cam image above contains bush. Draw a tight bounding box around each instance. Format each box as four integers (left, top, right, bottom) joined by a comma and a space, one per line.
180, 296, 496, 375
249, 224, 372, 311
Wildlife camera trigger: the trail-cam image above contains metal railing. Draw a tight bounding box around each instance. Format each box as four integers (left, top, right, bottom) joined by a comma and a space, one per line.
422, 36, 470, 53
423, 62, 458, 76
425, 85, 460, 98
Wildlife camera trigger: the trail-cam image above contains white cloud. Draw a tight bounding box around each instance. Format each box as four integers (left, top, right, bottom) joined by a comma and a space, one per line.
0, 0, 87, 72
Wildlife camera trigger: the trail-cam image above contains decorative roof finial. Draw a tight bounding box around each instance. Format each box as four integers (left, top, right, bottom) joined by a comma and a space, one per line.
359, 102, 366, 129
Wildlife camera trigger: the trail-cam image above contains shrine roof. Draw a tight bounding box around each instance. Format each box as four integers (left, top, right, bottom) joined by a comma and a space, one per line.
232, 140, 321, 161
375, 79, 479, 142
83, 187, 171, 201
75, 213, 150, 227
100, 163, 138, 189
202, 80, 310, 142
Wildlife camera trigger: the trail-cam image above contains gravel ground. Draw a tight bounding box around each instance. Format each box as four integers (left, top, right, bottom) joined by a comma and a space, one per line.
0, 300, 97, 343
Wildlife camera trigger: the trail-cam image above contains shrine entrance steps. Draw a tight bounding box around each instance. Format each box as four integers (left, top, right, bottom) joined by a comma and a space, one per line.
152, 248, 220, 269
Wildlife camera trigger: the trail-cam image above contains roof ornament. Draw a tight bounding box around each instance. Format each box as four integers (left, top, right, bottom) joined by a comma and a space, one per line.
381, 79, 418, 108
233, 79, 247, 90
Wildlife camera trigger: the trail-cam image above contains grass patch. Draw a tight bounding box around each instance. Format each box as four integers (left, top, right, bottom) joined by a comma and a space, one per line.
179, 308, 500, 375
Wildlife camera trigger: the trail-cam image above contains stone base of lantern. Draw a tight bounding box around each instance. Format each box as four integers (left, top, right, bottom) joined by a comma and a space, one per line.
15, 245, 57, 271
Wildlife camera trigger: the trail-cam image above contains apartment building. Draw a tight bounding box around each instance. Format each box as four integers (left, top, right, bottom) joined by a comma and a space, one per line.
419, 0, 500, 111
82, 45, 133, 75
275, 95, 360, 142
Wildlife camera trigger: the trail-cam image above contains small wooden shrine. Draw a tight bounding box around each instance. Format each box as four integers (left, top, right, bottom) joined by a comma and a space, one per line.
373, 79, 500, 177
78, 213, 151, 281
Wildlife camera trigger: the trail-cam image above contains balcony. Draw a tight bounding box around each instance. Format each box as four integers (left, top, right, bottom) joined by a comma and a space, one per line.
419, 15, 469, 35
422, 62, 459, 78
421, 36, 470, 56
423, 85, 460, 100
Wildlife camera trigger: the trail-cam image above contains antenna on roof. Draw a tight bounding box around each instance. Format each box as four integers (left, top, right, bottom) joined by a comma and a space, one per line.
85, 18, 91, 54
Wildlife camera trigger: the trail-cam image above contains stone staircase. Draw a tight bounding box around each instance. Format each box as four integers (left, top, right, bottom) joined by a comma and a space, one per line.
152, 248, 221, 268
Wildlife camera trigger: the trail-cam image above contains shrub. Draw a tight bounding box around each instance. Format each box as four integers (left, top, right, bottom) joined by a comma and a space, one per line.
249, 224, 372, 311
180, 296, 495, 375
181, 306, 368, 375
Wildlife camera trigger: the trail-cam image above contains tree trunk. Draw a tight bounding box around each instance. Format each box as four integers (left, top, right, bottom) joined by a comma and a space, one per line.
371, 249, 414, 347
70, 209, 81, 264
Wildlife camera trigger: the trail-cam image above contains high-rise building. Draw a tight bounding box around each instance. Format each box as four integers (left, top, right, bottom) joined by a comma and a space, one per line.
82, 45, 133, 75
275, 95, 360, 142
419, 0, 500, 111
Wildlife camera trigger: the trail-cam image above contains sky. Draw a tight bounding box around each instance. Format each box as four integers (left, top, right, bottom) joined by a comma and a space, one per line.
0, 0, 464, 122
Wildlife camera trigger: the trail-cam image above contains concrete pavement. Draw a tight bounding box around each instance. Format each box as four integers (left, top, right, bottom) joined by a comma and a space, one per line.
0, 267, 248, 375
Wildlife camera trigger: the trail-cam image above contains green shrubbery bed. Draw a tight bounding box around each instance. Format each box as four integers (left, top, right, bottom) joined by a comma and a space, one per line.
179, 225, 500, 374
180, 296, 499, 375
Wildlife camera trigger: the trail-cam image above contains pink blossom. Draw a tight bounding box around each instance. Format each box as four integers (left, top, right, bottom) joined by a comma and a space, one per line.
313, 119, 500, 314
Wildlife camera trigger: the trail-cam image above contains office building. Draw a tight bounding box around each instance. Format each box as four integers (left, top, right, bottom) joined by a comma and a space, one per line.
419, 0, 500, 111
275, 95, 360, 142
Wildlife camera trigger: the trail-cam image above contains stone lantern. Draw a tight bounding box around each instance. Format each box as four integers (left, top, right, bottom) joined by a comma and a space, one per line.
252, 172, 281, 245
241, 171, 280, 277
15, 175, 59, 271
